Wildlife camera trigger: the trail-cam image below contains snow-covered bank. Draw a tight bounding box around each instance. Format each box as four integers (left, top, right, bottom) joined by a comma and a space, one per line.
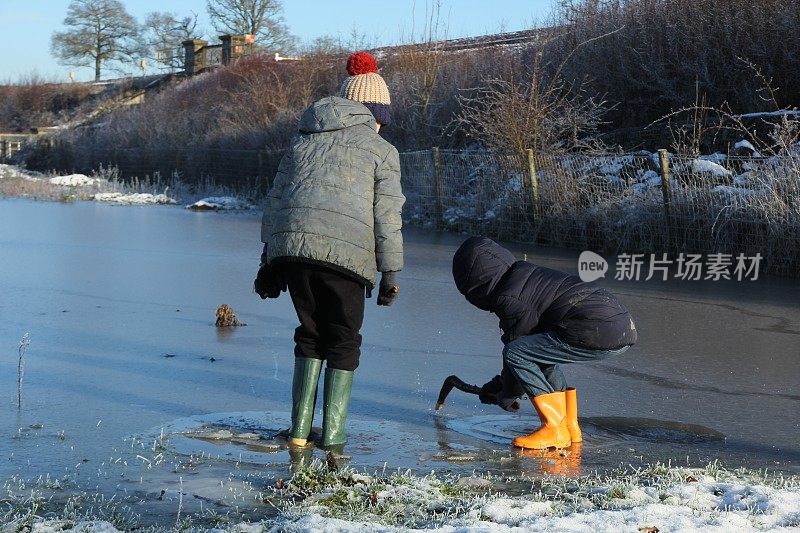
48, 174, 100, 186
93, 191, 177, 205
0, 164, 247, 207
10, 462, 799, 531
186, 196, 256, 210
265, 461, 800, 533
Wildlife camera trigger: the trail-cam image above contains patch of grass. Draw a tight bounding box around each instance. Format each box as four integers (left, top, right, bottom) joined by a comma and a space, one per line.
0, 460, 797, 530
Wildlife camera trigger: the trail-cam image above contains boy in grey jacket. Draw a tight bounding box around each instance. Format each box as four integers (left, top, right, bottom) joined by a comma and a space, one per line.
255, 52, 405, 449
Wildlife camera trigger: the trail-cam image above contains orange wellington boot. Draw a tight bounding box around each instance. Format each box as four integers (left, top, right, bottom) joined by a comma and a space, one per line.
512, 391, 571, 449
565, 387, 582, 443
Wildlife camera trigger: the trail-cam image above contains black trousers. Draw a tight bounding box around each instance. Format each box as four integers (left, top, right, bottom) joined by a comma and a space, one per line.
282, 263, 366, 371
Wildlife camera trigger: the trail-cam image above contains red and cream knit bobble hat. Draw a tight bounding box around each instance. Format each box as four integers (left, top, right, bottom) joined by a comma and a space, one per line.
339, 51, 391, 126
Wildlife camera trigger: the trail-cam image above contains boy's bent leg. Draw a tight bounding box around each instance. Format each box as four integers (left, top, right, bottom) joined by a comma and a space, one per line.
503, 334, 571, 397
503, 333, 624, 398
541, 364, 567, 393
504, 334, 630, 448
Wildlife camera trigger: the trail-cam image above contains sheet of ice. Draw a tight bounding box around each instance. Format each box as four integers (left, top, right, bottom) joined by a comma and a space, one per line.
1, 200, 799, 526
49, 174, 100, 186
186, 196, 255, 210
93, 192, 177, 204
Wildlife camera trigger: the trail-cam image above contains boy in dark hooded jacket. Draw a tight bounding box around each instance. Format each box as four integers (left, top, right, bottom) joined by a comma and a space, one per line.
452, 237, 637, 449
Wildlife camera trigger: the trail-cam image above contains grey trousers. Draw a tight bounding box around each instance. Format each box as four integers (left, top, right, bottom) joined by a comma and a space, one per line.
503, 332, 630, 397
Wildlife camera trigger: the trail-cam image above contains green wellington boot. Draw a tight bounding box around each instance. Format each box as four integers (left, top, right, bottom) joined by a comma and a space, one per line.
289, 357, 323, 447
321, 368, 354, 448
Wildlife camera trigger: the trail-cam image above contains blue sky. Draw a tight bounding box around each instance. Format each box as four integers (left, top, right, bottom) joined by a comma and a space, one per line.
0, 0, 557, 82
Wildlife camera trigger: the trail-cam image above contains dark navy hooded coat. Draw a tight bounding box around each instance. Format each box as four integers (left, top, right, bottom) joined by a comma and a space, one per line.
453, 237, 637, 350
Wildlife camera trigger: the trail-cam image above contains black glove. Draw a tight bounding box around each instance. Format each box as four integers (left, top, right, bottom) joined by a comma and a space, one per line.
479, 368, 523, 412
478, 374, 503, 405
254, 262, 286, 299
377, 271, 399, 306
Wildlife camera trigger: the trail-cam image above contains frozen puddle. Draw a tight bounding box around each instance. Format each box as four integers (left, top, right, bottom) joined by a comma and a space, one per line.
144, 411, 428, 467
447, 414, 726, 447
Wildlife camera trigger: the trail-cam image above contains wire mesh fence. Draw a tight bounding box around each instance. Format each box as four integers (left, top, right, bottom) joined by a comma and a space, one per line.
402, 149, 800, 276
33, 143, 800, 276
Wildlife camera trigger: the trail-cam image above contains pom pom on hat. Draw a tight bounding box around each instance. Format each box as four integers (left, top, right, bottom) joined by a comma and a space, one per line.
346, 51, 378, 75
340, 51, 391, 125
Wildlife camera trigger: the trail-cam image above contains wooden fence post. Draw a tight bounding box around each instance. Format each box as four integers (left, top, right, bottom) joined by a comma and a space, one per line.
526, 148, 541, 222
658, 148, 673, 250
431, 147, 444, 228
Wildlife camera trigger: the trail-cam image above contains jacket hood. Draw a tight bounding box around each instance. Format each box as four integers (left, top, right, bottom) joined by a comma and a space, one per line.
298, 96, 376, 133
452, 236, 517, 311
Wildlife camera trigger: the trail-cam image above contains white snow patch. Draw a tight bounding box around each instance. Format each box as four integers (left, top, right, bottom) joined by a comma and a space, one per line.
93, 192, 177, 205
737, 109, 800, 119
186, 196, 255, 210
49, 174, 100, 186
691, 159, 732, 177
21, 521, 120, 533
267, 482, 800, 531
0, 163, 42, 180
734, 140, 763, 158
480, 498, 553, 524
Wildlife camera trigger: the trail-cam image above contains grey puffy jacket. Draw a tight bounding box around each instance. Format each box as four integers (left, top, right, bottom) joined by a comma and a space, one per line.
261, 96, 405, 288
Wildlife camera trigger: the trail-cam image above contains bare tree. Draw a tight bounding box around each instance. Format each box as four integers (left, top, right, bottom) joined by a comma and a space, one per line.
51, 0, 141, 82
206, 0, 294, 51
144, 12, 199, 71
457, 50, 609, 156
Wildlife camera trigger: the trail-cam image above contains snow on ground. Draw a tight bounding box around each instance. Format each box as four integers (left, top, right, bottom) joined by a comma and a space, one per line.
0, 163, 42, 180
261, 467, 800, 533
93, 192, 177, 205
16, 521, 121, 533
48, 173, 100, 186
735, 140, 763, 158
18, 474, 800, 532
186, 196, 255, 210
689, 159, 732, 177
